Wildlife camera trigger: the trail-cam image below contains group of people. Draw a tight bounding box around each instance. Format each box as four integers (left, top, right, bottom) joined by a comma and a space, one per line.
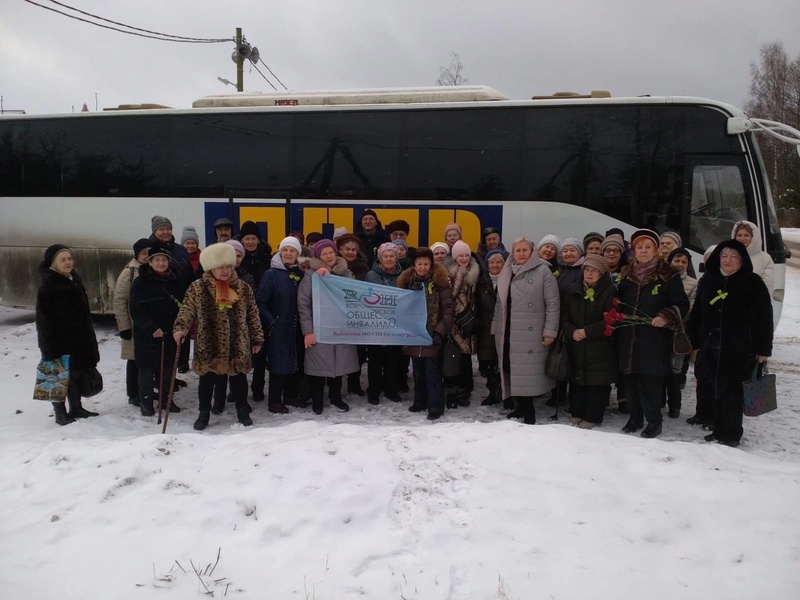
35, 211, 774, 446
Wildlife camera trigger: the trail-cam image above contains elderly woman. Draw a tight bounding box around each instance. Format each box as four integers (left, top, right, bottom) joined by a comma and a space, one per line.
398, 247, 455, 420
601, 234, 627, 286
731, 220, 775, 295
431, 242, 450, 265
561, 255, 617, 429
113, 238, 152, 406
298, 239, 359, 414
537, 234, 561, 274
35, 244, 101, 425
658, 231, 682, 261
687, 240, 772, 447
492, 237, 560, 424
616, 229, 688, 438
583, 232, 604, 257
477, 248, 507, 405
364, 242, 403, 404
130, 242, 187, 417
443, 222, 463, 250
443, 240, 481, 408
174, 243, 264, 430
256, 236, 306, 413
336, 233, 370, 396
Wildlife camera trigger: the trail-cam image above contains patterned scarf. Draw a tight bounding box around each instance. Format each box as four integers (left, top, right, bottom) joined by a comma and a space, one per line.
212, 278, 239, 310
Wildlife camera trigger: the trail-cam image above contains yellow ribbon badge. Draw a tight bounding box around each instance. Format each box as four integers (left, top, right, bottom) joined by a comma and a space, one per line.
709, 290, 728, 305
583, 288, 595, 302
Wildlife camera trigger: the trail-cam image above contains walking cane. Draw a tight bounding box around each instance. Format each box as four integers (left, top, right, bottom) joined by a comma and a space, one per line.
161, 339, 183, 434
156, 338, 166, 425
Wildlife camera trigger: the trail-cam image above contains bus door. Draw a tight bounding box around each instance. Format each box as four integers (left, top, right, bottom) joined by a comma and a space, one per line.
682, 156, 755, 256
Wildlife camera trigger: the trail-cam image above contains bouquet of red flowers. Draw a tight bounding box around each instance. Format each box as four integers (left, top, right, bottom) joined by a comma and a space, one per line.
603, 297, 672, 337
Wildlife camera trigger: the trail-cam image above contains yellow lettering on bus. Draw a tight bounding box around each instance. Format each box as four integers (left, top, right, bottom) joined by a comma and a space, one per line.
428, 209, 481, 249
370, 208, 420, 247
302, 207, 354, 239
238, 206, 286, 252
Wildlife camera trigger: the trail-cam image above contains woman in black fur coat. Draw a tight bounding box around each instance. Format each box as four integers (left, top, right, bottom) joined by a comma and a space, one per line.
35, 244, 100, 425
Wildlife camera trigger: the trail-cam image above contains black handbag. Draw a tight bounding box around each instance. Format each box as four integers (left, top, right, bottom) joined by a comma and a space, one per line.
454, 304, 477, 338
671, 305, 692, 356
545, 332, 570, 382
441, 337, 462, 378
78, 367, 104, 398
742, 363, 777, 417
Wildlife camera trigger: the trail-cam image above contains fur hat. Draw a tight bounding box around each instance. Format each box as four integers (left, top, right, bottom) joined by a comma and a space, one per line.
582, 255, 608, 275
335, 234, 361, 249
200, 243, 236, 272
44, 244, 70, 267
630, 228, 660, 249
413, 247, 434, 263
443, 222, 462, 239
660, 230, 682, 247
481, 226, 500, 242
485, 248, 507, 263
180, 226, 199, 245
451, 240, 471, 259
226, 239, 245, 257
148, 242, 172, 261
133, 238, 153, 257
430, 242, 450, 255
213, 217, 234, 229
583, 232, 604, 247
306, 232, 324, 246
313, 239, 337, 258
377, 242, 399, 259
600, 234, 625, 255
151, 215, 172, 233
333, 227, 350, 240
559, 237, 585, 256
239, 221, 261, 239
386, 220, 410, 235
538, 234, 561, 250
278, 236, 303, 254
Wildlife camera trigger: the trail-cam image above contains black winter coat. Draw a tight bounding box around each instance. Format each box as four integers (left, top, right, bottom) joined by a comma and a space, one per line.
561, 274, 617, 386
238, 240, 272, 287
147, 235, 193, 287
35, 266, 100, 370
556, 259, 585, 298
687, 240, 773, 376
476, 272, 498, 362
616, 260, 689, 376
354, 221, 389, 268
129, 265, 184, 368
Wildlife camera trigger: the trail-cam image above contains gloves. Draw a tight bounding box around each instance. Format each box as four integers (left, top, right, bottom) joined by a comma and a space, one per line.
119, 329, 132, 340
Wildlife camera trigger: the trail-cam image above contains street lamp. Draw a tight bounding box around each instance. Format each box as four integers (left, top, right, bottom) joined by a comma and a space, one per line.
217, 77, 236, 88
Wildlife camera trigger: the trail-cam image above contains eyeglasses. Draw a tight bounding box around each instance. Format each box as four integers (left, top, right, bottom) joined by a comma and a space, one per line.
603, 248, 621, 255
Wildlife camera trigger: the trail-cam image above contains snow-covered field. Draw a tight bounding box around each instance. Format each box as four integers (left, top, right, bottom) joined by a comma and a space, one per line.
2, 247, 799, 599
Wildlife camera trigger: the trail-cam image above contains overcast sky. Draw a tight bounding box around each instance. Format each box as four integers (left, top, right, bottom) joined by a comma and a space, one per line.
2, 0, 799, 115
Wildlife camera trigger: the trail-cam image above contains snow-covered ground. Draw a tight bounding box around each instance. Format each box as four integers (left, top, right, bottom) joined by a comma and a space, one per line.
2, 244, 799, 599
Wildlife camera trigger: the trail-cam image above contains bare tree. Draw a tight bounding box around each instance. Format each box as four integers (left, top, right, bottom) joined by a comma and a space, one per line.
437, 52, 468, 86
745, 42, 800, 206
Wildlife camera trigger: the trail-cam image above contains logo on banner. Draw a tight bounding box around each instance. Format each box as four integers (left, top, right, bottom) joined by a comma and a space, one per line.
313, 275, 432, 345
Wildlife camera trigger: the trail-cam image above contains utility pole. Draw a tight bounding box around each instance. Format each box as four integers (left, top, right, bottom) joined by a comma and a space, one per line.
236, 27, 244, 92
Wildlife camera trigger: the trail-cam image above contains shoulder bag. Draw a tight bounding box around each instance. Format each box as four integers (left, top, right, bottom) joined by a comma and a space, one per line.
454, 303, 477, 338
545, 332, 570, 382
33, 355, 71, 401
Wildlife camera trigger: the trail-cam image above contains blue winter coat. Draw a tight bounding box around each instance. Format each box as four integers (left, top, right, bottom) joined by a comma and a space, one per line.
256, 253, 305, 374
363, 261, 401, 287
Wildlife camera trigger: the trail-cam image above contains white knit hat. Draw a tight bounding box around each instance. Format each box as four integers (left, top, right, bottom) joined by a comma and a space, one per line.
199, 242, 236, 272
278, 236, 303, 254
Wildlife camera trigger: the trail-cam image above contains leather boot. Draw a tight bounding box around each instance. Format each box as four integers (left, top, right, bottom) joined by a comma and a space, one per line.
52, 402, 75, 426
507, 398, 525, 419
640, 422, 662, 438
237, 409, 253, 427
68, 396, 99, 418
140, 397, 155, 417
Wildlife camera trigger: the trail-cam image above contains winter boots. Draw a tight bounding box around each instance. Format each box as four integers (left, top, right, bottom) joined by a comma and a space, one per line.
640, 422, 662, 438
193, 411, 210, 431
67, 397, 99, 419
237, 408, 253, 427
622, 418, 643, 433
52, 402, 75, 426
140, 397, 156, 417
506, 397, 536, 424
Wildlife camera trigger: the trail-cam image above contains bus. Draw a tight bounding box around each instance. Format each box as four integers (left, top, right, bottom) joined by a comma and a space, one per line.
1, 85, 798, 321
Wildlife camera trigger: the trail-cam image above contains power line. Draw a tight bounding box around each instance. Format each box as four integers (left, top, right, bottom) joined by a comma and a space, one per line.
250, 61, 278, 91
257, 58, 288, 91
47, 0, 229, 42
22, 0, 230, 43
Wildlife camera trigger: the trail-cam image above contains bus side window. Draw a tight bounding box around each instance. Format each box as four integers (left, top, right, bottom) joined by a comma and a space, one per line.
688, 164, 747, 252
